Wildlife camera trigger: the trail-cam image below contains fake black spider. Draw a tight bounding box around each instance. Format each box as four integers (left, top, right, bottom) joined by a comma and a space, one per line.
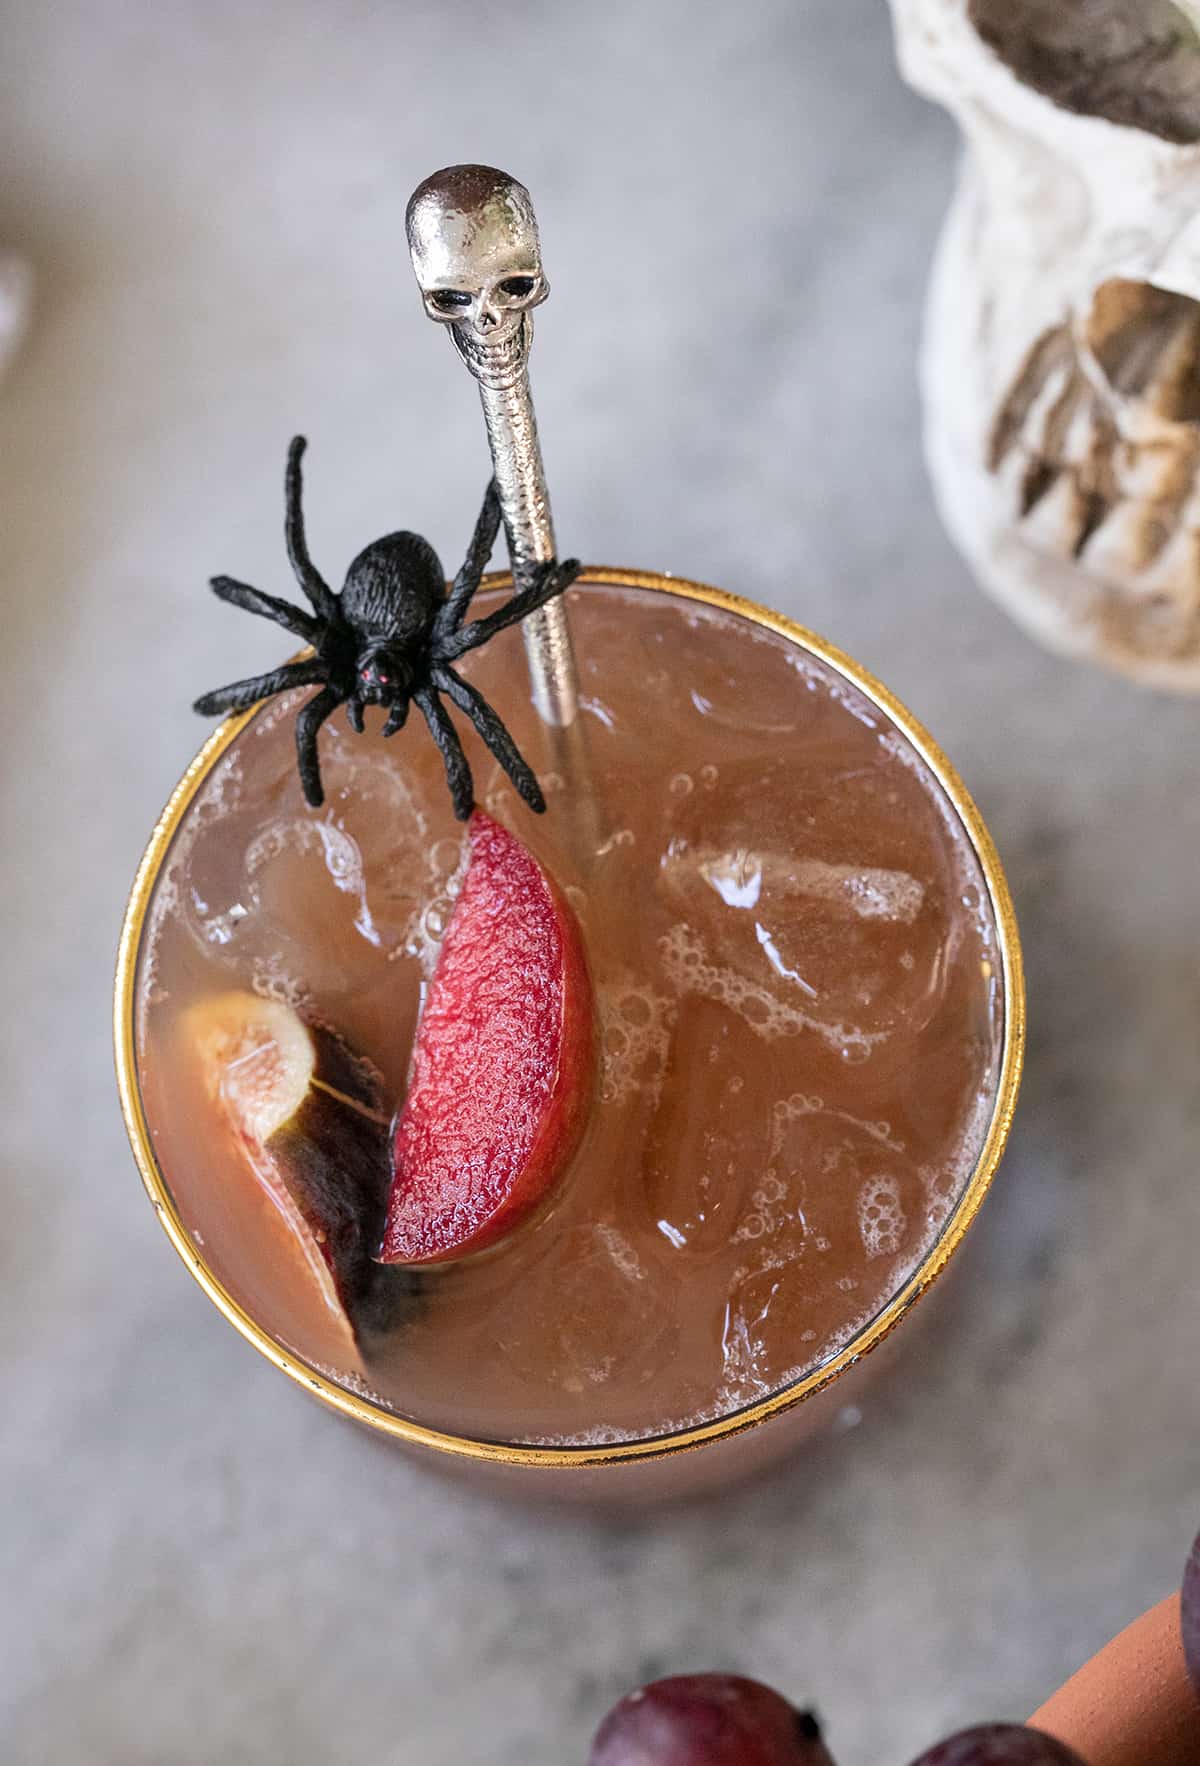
194, 436, 579, 819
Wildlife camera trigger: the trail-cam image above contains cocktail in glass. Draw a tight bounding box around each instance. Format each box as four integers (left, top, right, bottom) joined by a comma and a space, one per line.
115, 566, 1022, 1500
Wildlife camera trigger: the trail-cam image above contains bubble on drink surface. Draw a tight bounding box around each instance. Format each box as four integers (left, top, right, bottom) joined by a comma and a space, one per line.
597, 980, 675, 1107
247, 951, 311, 1010
596, 826, 635, 859
523, 1421, 645, 1447
307, 1361, 391, 1409
248, 690, 305, 741
923, 1080, 1003, 1216
595, 1221, 643, 1282
138, 869, 178, 1015
825, 674, 881, 729
421, 895, 453, 940
857, 1173, 906, 1260
430, 837, 463, 878
659, 923, 882, 1058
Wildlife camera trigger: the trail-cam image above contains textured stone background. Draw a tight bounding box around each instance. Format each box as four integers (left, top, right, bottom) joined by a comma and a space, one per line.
2, 4, 1197, 1762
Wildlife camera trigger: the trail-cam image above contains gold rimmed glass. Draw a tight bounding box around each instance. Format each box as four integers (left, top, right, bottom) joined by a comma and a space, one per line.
114, 569, 1024, 1500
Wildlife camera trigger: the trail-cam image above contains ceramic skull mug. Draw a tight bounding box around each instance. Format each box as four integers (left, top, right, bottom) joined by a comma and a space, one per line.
890, 0, 1200, 688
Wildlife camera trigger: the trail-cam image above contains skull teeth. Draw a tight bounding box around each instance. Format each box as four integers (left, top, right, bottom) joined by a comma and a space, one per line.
992, 298, 1200, 588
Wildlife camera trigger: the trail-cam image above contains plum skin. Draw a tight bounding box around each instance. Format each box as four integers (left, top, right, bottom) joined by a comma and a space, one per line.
589, 1674, 832, 1766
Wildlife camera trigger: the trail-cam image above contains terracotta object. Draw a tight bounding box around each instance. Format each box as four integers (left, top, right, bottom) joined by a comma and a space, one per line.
889, 0, 1200, 688
1030, 1593, 1200, 1766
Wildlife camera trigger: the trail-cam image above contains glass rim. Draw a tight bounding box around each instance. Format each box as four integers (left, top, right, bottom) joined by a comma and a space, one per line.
113, 567, 1026, 1470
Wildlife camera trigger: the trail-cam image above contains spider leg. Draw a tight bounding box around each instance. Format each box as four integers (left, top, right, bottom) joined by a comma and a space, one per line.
432, 664, 545, 815
346, 697, 365, 734
285, 437, 339, 621
438, 558, 581, 662
294, 684, 345, 807
193, 657, 327, 718
209, 576, 320, 643
382, 695, 410, 737
414, 687, 474, 821
434, 479, 502, 639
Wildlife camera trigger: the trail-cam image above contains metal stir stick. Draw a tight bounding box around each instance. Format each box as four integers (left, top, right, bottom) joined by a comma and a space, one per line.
406, 164, 580, 728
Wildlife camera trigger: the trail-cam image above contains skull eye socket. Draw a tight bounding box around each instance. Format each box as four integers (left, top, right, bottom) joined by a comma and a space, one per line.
430, 288, 472, 312
498, 276, 536, 299
966, 0, 1200, 146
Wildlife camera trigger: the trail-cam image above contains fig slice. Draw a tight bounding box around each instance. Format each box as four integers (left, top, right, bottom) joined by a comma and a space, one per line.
378, 809, 595, 1266
185, 990, 419, 1349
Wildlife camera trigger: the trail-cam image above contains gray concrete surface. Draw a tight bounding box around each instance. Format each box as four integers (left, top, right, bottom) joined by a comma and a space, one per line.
1, 4, 1197, 1762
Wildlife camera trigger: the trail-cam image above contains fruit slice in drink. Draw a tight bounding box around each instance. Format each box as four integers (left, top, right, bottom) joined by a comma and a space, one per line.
380, 809, 594, 1266
183, 991, 416, 1354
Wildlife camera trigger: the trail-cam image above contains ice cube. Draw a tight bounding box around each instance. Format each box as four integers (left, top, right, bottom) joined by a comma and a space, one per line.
716, 1102, 929, 1393
178, 724, 441, 999
496, 1221, 679, 1397
643, 997, 777, 1254
317, 724, 452, 961
657, 751, 958, 1051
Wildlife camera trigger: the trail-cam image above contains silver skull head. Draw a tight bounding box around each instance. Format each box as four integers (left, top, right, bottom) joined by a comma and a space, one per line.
406, 165, 548, 342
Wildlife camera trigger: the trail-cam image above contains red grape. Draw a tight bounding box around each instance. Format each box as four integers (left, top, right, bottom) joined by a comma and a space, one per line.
588, 1674, 835, 1766
905, 1725, 1085, 1765
1183, 1530, 1200, 1695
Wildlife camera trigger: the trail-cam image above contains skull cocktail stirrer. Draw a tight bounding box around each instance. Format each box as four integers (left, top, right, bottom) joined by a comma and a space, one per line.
407, 165, 580, 726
